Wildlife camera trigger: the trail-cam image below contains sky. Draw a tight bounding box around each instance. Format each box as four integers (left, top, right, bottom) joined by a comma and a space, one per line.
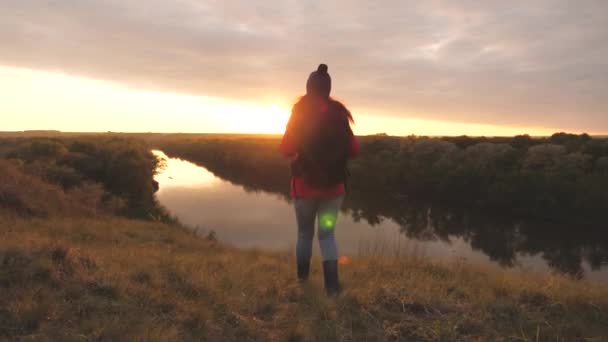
1, 0, 607, 136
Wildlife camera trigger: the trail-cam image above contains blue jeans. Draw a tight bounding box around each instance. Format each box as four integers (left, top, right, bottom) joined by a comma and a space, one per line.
294, 196, 344, 262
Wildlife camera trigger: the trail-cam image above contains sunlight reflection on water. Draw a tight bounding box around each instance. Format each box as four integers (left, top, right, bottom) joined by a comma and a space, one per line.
153, 150, 219, 188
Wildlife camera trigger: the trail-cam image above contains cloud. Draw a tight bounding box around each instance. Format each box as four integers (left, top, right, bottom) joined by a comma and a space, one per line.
1, 0, 607, 131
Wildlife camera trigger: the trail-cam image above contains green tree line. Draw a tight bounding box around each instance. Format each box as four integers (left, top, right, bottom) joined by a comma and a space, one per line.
154, 132, 608, 224
1, 137, 166, 219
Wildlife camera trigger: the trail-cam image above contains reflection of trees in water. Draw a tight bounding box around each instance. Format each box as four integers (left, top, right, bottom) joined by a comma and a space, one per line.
356, 199, 608, 278
186, 158, 607, 276
157, 138, 608, 278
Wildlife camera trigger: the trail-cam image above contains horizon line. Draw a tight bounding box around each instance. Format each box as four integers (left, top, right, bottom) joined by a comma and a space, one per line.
1, 130, 606, 139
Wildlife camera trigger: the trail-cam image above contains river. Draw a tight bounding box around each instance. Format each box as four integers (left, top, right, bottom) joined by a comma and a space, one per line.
153, 150, 608, 282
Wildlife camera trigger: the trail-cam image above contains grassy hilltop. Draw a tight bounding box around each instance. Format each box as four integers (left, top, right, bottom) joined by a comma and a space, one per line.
1, 135, 608, 341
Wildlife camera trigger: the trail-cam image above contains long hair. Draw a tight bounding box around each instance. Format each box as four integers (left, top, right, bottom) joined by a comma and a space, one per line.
287, 95, 354, 152
293, 95, 354, 124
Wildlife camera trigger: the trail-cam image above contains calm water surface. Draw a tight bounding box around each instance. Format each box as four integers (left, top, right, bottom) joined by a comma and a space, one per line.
153, 150, 608, 282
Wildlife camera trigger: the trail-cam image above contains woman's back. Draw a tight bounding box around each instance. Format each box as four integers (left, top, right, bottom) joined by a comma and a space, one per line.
289, 96, 354, 188
278, 63, 359, 296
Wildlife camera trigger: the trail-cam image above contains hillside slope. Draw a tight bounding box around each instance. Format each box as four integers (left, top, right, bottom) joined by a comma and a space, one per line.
2, 215, 608, 341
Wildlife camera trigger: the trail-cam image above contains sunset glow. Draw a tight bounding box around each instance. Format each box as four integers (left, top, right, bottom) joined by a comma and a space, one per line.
0, 66, 290, 134
2, 0, 607, 136
0, 66, 579, 136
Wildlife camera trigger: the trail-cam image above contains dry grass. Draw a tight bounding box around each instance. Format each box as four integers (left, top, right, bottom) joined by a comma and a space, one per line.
0, 160, 103, 218
1, 215, 608, 341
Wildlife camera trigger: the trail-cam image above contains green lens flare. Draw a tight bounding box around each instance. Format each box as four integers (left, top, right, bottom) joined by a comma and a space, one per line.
319, 212, 338, 231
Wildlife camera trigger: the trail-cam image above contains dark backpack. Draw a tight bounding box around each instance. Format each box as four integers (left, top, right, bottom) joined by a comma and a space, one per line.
291, 101, 351, 188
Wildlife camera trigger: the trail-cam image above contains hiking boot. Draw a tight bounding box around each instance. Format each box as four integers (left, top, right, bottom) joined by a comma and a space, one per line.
297, 259, 310, 282
322, 260, 340, 296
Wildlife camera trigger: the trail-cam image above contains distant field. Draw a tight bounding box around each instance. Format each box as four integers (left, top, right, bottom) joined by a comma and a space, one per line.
0, 131, 282, 139
4, 130, 606, 224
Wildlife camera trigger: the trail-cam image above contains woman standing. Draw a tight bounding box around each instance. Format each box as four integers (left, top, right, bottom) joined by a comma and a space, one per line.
279, 64, 359, 296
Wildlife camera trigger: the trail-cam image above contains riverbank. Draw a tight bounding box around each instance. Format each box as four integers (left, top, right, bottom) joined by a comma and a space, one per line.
2, 214, 608, 341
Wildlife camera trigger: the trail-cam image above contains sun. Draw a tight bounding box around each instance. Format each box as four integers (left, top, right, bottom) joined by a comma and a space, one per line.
218, 102, 289, 134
